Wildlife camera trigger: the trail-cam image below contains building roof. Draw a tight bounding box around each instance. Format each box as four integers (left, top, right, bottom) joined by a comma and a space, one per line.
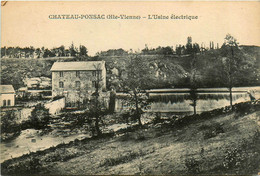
50, 61, 105, 71
0, 85, 15, 94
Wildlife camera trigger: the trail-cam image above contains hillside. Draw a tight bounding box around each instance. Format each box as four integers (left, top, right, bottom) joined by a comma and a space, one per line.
1, 102, 259, 175
1, 45, 260, 90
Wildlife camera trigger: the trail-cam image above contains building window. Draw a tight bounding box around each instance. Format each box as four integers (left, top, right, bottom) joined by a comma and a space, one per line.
92, 81, 96, 88
3, 100, 6, 106
59, 81, 64, 88
7, 100, 11, 106
92, 70, 101, 78
59, 71, 63, 77
76, 81, 81, 88
76, 71, 80, 77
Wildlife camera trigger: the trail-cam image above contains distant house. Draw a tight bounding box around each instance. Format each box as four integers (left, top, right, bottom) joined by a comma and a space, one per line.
50, 61, 106, 106
23, 77, 51, 89
0, 85, 15, 107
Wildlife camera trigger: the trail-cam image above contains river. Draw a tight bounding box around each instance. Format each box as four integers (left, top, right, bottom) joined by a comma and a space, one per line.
1, 86, 259, 163
0, 129, 90, 163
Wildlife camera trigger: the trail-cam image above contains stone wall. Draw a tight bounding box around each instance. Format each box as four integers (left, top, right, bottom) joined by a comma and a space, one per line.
52, 70, 106, 104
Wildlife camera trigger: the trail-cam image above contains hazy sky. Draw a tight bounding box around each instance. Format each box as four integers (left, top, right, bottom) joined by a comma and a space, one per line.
1, 1, 260, 55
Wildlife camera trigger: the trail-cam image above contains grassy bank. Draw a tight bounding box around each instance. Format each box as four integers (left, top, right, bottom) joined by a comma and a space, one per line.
1, 102, 259, 175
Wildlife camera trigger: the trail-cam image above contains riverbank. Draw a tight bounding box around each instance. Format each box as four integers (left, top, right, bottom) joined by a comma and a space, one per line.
1, 102, 260, 175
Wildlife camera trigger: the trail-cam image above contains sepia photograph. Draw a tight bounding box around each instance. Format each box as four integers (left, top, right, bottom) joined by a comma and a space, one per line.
0, 1, 260, 175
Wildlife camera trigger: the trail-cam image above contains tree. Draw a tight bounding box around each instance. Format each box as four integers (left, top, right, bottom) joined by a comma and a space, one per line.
1, 111, 20, 133
88, 63, 106, 136
69, 42, 77, 57
186, 36, 193, 54
189, 46, 199, 115
29, 104, 51, 129
79, 45, 88, 56
35, 48, 41, 58
58, 45, 65, 56
193, 43, 200, 53
1, 47, 6, 57
43, 48, 55, 58
122, 55, 153, 126
159, 46, 174, 55
221, 34, 239, 110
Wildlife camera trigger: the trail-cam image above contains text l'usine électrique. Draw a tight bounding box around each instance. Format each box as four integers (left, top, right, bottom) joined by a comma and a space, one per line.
48, 14, 199, 20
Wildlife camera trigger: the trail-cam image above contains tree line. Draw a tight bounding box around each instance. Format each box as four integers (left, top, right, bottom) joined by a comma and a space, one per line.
1, 37, 222, 58
1, 43, 88, 58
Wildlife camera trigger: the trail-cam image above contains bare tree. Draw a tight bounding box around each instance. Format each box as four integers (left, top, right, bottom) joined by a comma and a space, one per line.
189, 44, 199, 115
221, 34, 239, 110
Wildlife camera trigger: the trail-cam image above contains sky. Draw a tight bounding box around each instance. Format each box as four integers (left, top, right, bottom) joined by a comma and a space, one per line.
1, 1, 260, 56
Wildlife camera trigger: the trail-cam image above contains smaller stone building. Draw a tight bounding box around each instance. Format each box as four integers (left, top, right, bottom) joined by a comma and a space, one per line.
50, 61, 106, 107
0, 85, 15, 107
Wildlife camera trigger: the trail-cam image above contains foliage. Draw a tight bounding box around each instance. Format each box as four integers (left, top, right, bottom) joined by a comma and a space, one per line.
222, 147, 246, 170
0, 111, 21, 133
122, 55, 153, 125
100, 149, 146, 167
1, 43, 87, 58
79, 45, 88, 56
141, 46, 174, 55
201, 123, 224, 139
87, 64, 108, 136
1, 36, 260, 90
97, 48, 128, 56
176, 37, 200, 55
2, 156, 43, 175
171, 101, 259, 130
185, 157, 200, 174
29, 104, 51, 129
43, 148, 78, 162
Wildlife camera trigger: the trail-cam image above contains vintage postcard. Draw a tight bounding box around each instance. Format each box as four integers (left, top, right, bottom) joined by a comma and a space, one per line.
1, 1, 260, 175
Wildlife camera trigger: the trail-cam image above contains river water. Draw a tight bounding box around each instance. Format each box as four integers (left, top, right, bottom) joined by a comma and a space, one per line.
1, 86, 259, 163
0, 129, 90, 163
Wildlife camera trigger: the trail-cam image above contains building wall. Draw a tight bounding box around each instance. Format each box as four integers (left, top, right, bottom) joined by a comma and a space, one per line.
0, 93, 15, 107
52, 69, 106, 104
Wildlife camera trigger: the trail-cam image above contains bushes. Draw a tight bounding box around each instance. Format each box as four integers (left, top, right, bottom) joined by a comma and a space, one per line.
100, 149, 145, 167
28, 104, 51, 129
170, 101, 259, 130
2, 156, 44, 175
0, 111, 21, 134
221, 131, 260, 173
185, 157, 200, 174
200, 123, 225, 139
43, 148, 78, 162
222, 147, 246, 170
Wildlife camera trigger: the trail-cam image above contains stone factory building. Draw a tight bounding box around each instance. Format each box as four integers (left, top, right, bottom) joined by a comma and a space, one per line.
50, 61, 106, 107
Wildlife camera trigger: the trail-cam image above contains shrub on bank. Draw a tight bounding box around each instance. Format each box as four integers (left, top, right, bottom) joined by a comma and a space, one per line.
28, 104, 51, 129
170, 101, 259, 129
0, 111, 21, 134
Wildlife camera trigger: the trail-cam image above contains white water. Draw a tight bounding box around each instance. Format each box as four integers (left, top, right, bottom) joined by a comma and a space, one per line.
115, 87, 260, 113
